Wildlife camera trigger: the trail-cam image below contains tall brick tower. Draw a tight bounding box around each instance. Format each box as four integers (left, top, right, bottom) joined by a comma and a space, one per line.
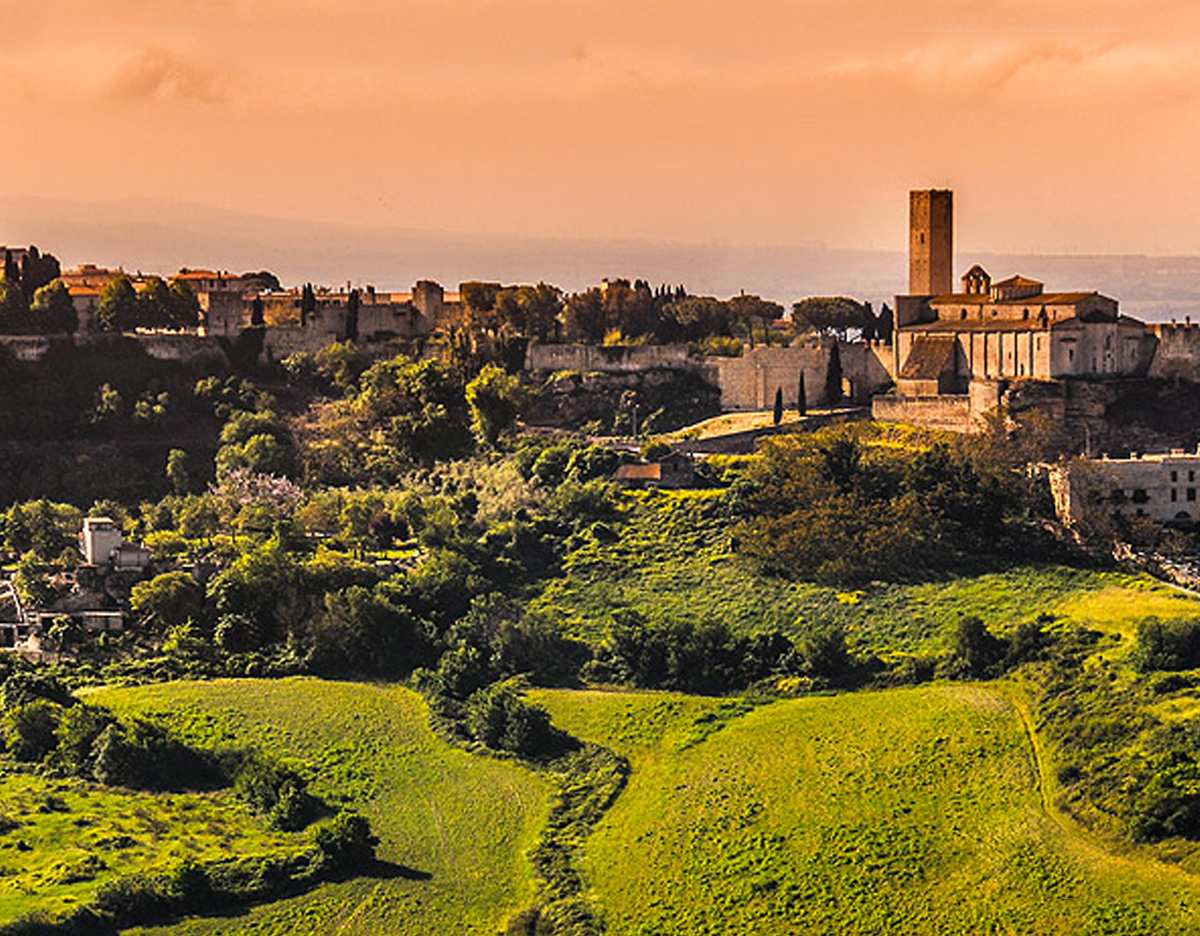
909, 189, 953, 296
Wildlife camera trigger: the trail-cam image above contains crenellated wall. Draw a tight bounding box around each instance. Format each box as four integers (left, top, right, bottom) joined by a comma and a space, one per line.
1148, 322, 1200, 380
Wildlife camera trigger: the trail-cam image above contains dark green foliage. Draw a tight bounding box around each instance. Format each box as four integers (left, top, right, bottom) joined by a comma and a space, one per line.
797, 371, 807, 416
734, 431, 1034, 585
464, 681, 564, 758
312, 811, 378, 871
950, 615, 1006, 677
592, 611, 800, 694
231, 753, 319, 831
1131, 617, 1200, 672
772, 387, 783, 425
3, 700, 62, 761
91, 718, 221, 791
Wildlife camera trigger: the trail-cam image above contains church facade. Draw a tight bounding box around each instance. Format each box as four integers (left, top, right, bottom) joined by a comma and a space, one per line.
886, 190, 1156, 404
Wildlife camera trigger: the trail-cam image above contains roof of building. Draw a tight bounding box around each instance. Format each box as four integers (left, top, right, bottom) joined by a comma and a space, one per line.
615, 463, 663, 481
929, 291, 1101, 306
993, 275, 1044, 288
899, 335, 956, 379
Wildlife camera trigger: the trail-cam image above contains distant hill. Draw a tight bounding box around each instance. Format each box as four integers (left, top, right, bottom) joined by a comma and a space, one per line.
2, 196, 1197, 321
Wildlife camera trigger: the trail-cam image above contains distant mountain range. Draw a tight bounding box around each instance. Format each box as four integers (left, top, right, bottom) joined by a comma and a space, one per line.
2, 196, 1197, 322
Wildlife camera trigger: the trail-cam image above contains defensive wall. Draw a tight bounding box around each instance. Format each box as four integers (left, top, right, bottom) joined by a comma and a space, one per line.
1148, 322, 1200, 380
871, 394, 973, 432
525, 338, 896, 412
0, 333, 229, 367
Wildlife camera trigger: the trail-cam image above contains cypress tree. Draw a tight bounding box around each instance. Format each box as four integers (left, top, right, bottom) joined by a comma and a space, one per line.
825, 342, 842, 405
773, 387, 783, 426
797, 371, 807, 416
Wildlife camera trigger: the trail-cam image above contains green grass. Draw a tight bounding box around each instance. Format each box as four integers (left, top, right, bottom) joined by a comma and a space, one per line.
534, 685, 1200, 935
77, 678, 550, 936
0, 769, 298, 924
531, 489, 1200, 654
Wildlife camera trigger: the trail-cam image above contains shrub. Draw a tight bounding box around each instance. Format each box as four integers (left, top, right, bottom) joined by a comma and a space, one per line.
1132, 617, 1200, 672
232, 754, 319, 831
3, 700, 62, 761
311, 811, 378, 871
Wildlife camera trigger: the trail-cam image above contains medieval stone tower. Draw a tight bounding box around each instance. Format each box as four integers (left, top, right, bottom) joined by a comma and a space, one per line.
909, 189, 953, 296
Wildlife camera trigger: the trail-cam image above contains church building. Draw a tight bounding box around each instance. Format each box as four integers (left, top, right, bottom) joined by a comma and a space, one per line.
891, 190, 1155, 397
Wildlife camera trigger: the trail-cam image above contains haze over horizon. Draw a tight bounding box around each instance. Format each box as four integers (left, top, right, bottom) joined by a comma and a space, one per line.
2, 0, 1198, 262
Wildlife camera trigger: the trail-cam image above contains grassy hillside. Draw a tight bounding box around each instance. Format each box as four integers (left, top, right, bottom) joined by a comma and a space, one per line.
533, 686, 1200, 935
0, 769, 299, 925
82, 678, 550, 936
530, 489, 1200, 653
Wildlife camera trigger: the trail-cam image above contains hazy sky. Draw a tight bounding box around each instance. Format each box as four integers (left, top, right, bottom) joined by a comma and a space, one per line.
3, 0, 1198, 255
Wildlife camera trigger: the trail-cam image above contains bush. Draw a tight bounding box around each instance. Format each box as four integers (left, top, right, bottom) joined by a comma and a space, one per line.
464, 681, 564, 758
3, 700, 62, 761
1132, 617, 1200, 672
232, 754, 319, 831
311, 811, 378, 871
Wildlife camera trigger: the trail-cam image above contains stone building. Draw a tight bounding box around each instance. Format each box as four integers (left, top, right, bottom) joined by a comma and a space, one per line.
1051, 448, 1200, 525
877, 189, 1156, 430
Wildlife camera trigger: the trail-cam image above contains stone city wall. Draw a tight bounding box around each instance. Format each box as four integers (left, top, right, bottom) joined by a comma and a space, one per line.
871, 394, 972, 433
526, 343, 693, 374
1148, 322, 1200, 380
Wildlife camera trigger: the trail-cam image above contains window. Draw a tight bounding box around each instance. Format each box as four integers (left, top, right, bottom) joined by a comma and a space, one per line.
1189, 488, 1197, 502
960, 309, 967, 319
1110, 488, 1126, 503
1191, 470, 1196, 482
1172, 489, 1179, 502
1132, 489, 1150, 504
1068, 349, 1075, 362
1023, 308, 1030, 320
1172, 470, 1179, 482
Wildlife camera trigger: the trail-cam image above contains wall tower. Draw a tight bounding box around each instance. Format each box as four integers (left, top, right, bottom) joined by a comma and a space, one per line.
909, 189, 953, 296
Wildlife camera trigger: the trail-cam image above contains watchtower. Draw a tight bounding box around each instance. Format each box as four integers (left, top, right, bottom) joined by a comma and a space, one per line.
909, 189, 953, 296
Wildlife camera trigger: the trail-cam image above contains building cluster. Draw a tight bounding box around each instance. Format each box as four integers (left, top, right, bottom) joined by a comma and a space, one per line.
1051, 447, 1200, 527
0, 516, 155, 656
59, 263, 463, 347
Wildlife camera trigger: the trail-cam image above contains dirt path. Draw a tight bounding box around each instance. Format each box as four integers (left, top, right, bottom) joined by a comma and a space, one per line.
990, 683, 1200, 886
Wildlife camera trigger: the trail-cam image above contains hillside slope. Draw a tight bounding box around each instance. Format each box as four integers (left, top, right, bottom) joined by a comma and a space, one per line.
535, 686, 1200, 935
87, 679, 550, 936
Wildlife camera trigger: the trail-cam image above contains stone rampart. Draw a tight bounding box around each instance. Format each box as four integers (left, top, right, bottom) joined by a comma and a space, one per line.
526, 343, 693, 374
872, 394, 972, 432
1148, 323, 1200, 380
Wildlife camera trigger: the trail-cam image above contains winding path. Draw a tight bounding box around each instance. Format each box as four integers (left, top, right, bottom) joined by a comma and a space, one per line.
991, 682, 1200, 886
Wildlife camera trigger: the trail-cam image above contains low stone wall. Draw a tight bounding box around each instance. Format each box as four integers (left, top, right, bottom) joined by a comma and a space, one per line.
0, 335, 53, 361
527, 343, 692, 374
872, 394, 972, 432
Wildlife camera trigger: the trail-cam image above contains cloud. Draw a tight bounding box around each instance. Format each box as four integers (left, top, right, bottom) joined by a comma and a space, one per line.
105, 47, 226, 105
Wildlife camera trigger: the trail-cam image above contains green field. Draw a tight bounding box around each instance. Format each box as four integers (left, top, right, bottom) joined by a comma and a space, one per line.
533, 686, 1200, 935
530, 489, 1200, 653
78, 679, 550, 936
0, 769, 299, 924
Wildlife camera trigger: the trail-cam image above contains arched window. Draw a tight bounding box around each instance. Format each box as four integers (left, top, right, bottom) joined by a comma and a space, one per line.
1023, 308, 1029, 320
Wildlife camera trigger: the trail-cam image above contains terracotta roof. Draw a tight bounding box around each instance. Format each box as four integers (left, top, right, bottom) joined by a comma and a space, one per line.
67, 286, 102, 296
993, 275, 1043, 288
899, 335, 956, 380
616, 463, 662, 481
930, 291, 1101, 306
962, 263, 990, 277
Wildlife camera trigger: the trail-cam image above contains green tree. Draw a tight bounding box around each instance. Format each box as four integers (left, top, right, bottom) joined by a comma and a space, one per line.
0, 275, 28, 332
29, 280, 76, 333
131, 571, 204, 630
466, 364, 527, 446
792, 296, 870, 339
728, 294, 784, 348
773, 387, 783, 425
88, 382, 123, 427
825, 341, 843, 404
13, 550, 54, 608
166, 449, 190, 495
797, 371, 807, 416
97, 277, 140, 332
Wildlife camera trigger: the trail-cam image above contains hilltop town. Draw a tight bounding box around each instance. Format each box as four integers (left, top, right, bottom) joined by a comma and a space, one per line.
5, 191, 1200, 935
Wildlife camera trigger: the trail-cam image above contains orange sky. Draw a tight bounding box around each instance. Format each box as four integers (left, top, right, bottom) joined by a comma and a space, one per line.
3, 0, 1199, 255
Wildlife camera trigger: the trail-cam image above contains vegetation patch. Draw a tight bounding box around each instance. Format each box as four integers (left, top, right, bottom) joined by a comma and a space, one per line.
536, 686, 1200, 935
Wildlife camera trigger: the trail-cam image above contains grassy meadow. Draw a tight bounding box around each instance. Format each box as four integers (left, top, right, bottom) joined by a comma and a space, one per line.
530, 488, 1200, 653
74, 679, 550, 936
534, 686, 1200, 936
